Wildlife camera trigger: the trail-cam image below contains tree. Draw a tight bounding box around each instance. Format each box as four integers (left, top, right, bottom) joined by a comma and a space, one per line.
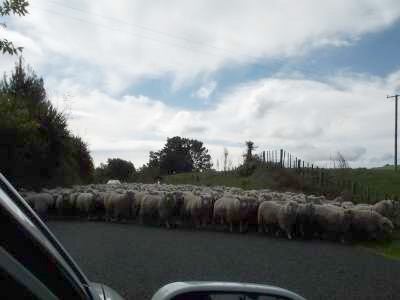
238, 141, 263, 176
244, 140, 257, 162
189, 139, 212, 171
149, 136, 212, 174
0, 59, 94, 188
94, 158, 136, 183
1, 0, 29, 55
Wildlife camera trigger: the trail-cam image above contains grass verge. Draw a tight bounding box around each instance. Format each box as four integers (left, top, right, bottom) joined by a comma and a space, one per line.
358, 239, 400, 261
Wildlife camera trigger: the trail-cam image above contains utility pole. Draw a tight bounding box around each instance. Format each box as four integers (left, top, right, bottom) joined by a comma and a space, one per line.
387, 94, 399, 171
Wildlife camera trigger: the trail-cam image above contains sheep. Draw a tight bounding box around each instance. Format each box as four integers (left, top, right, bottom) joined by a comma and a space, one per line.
306, 195, 325, 205
236, 196, 260, 232
75, 193, 91, 214
55, 192, 75, 216
257, 200, 298, 239
295, 203, 315, 238
107, 179, 121, 185
103, 191, 135, 222
111, 191, 135, 221
373, 200, 400, 227
213, 196, 239, 232
76, 192, 95, 218
341, 201, 354, 209
25, 193, 52, 220
138, 193, 162, 225
182, 193, 213, 229
88, 192, 106, 221
103, 192, 120, 221
158, 191, 185, 228
350, 209, 394, 240
312, 204, 353, 242
157, 192, 185, 228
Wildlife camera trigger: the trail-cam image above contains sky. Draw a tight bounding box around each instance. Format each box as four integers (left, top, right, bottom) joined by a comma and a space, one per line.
2, 0, 400, 169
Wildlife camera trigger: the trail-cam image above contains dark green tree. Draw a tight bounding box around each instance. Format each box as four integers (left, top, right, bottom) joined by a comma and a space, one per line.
0, 59, 94, 188
1, 0, 29, 55
245, 140, 256, 162
94, 158, 136, 183
150, 136, 212, 174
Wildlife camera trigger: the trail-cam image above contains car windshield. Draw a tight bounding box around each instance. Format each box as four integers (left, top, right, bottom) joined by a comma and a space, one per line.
1, 1, 400, 300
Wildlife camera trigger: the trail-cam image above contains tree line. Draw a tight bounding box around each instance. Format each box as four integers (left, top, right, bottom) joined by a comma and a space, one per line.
94, 136, 213, 183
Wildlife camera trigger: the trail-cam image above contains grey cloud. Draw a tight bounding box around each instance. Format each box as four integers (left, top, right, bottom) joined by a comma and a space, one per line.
340, 147, 367, 161
254, 94, 280, 119
369, 152, 393, 163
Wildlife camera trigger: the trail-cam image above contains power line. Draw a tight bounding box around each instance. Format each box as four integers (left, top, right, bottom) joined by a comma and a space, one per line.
34, 1, 259, 62
31, 6, 238, 61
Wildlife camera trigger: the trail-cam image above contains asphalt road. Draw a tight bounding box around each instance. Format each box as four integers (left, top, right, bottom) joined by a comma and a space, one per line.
48, 221, 400, 300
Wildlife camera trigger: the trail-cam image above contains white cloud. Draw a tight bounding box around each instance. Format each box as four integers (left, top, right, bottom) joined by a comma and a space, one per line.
2, 0, 400, 92
193, 81, 217, 101
59, 69, 400, 168
3, 0, 400, 169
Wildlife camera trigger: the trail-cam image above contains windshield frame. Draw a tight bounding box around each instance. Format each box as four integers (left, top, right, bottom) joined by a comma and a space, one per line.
0, 172, 94, 300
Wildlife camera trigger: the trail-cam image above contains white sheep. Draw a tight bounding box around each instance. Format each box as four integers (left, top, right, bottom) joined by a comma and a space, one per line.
313, 204, 352, 242
350, 209, 394, 240
138, 193, 162, 225
182, 192, 213, 229
76, 192, 94, 217
257, 200, 298, 239
25, 193, 52, 220
213, 196, 239, 232
373, 200, 400, 227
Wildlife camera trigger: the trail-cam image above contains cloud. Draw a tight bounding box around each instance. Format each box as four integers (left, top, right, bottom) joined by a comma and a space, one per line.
3, 0, 400, 93
193, 81, 217, 101
3, 1, 400, 169
56, 68, 400, 167
369, 153, 394, 164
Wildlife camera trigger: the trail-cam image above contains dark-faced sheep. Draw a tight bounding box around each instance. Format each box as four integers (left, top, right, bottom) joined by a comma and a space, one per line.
295, 203, 315, 238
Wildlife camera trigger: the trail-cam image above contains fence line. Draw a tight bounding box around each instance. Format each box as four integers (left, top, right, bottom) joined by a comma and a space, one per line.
259, 148, 395, 203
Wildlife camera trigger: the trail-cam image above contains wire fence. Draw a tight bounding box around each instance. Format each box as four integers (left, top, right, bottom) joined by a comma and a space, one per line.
260, 149, 396, 203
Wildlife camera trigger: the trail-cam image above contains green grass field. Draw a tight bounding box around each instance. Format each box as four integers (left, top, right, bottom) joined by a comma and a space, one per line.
349, 168, 400, 198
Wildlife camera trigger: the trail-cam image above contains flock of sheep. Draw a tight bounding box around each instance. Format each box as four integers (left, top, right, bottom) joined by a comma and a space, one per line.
21, 182, 399, 242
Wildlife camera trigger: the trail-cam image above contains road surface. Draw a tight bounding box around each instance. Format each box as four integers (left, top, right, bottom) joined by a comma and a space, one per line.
48, 221, 400, 300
